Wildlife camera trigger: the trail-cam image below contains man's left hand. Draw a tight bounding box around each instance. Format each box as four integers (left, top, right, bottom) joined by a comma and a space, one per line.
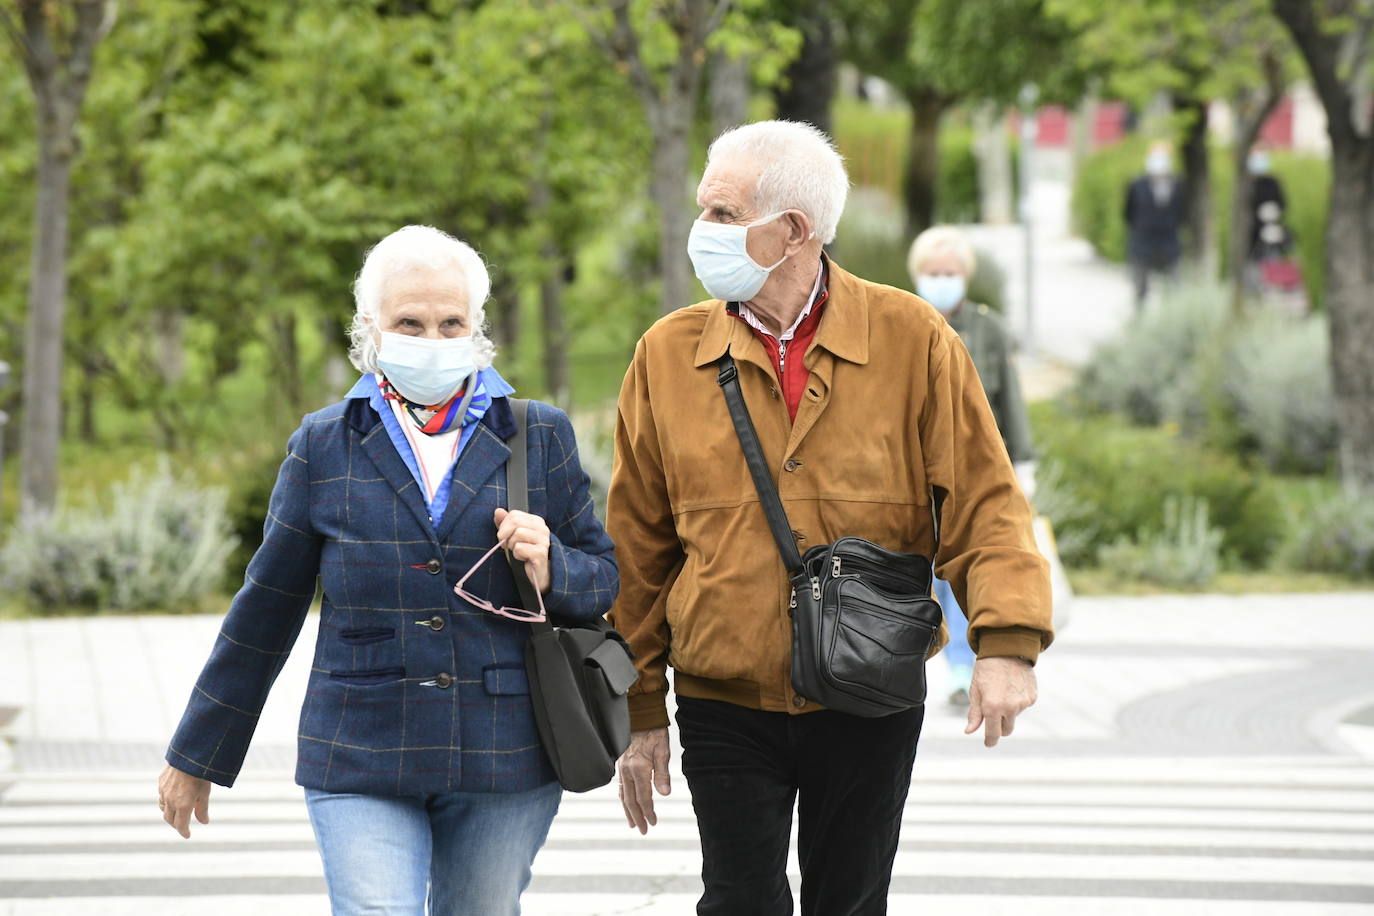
965, 656, 1037, 747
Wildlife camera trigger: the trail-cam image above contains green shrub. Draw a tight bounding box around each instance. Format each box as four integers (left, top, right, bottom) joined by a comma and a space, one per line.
1279, 486, 1374, 578
1097, 494, 1224, 589
1031, 402, 1282, 568
0, 460, 238, 612
1075, 278, 1228, 433
1224, 312, 1337, 474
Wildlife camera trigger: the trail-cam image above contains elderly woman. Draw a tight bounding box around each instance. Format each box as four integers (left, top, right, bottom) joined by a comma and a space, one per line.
157, 225, 618, 914
908, 225, 1035, 705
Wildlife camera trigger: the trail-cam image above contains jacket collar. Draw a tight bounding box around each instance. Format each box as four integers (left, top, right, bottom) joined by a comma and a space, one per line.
693, 257, 870, 368
344, 380, 518, 440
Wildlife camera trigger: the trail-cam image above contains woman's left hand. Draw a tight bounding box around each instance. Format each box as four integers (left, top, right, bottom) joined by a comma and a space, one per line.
494, 508, 552, 593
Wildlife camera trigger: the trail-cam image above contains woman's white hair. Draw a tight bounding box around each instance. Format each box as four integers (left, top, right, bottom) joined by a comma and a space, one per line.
907, 225, 978, 279
706, 120, 850, 244
348, 225, 497, 374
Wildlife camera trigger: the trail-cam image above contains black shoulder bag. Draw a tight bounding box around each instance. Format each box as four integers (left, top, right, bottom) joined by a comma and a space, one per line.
505, 398, 638, 791
716, 356, 943, 718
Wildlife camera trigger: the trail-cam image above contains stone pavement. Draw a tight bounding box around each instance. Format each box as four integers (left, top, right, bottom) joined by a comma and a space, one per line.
2, 592, 1373, 914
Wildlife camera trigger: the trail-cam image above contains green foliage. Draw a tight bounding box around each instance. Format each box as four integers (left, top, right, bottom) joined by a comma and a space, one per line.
1075, 277, 1228, 433
1224, 312, 1337, 474
1097, 495, 1224, 589
0, 460, 238, 613
1075, 277, 1338, 472
1031, 401, 1284, 568
1279, 486, 1374, 579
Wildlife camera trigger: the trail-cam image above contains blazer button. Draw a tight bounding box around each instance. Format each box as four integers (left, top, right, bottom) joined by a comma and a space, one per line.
427, 615, 445, 631
784, 458, 802, 472
425, 558, 442, 575
792, 695, 806, 708
434, 672, 453, 688
791, 530, 806, 541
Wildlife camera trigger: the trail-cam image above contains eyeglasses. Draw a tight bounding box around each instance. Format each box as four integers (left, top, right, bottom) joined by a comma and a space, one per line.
453, 542, 547, 623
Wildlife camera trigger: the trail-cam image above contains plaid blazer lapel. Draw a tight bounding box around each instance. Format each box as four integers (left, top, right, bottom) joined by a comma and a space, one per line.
434, 421, 511, 543
358, 422, 437, 539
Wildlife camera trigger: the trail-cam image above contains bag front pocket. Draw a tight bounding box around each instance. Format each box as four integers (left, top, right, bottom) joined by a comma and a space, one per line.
825, 579, 938, 705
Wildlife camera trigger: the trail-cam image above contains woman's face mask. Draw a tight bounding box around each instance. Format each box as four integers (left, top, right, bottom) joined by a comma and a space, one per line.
376, 332, 476, 406
687, 211, 795, 302
915, 274, 967, 314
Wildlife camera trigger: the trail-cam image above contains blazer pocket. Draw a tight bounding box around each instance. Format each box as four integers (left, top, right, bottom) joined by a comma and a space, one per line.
329, 667, 405, 685
482, 664, 531, 696
338, 627, 395, 646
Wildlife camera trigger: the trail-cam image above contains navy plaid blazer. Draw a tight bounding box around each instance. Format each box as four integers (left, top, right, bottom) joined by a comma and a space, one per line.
166, 393, 618, 795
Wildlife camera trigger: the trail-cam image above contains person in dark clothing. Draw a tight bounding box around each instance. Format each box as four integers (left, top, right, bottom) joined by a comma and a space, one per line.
1246, 145, 1288, 258
1123, 140, 1186, 310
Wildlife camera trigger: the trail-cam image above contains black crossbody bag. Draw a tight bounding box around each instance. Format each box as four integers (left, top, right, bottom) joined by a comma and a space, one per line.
505, 399, 638, 791
716, 356, 943, 718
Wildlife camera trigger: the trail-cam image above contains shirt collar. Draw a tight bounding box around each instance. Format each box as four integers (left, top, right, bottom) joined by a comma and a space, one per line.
694, 256, 869, 368
735, 260, 826, 342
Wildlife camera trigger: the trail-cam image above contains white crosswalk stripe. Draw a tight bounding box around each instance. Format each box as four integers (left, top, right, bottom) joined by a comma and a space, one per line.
3, 756, 1373, 915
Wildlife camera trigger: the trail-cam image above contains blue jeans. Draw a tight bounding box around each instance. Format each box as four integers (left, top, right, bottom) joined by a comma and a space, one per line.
304, 781, 561, 915
933, 577, 974, 688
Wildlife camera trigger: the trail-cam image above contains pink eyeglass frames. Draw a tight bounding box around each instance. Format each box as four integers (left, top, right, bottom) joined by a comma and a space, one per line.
453, 542, 547, 623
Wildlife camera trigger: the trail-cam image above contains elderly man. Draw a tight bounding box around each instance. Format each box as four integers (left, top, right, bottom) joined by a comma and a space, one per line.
607, 120, 1052, 916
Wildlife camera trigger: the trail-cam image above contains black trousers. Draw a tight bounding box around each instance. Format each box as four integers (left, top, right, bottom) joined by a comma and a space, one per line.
675, 696, 924, 916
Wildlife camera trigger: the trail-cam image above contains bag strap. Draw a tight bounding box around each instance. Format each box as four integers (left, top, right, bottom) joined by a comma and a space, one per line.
716, 356, 806, 577
504, 398, 551, 633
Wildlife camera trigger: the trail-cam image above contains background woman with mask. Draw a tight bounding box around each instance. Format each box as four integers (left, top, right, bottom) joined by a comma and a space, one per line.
908, 225, 1035, 705
156, 224, 618, 914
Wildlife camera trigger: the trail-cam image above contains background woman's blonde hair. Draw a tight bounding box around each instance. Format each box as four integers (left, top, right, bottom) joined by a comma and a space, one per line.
907, 225, 978, 279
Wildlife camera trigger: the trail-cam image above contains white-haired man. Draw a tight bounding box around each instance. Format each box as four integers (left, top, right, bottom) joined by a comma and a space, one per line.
607, 121, 1052, 915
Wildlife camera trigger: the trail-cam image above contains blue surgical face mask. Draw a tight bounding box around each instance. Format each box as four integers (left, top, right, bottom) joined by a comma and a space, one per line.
916, 274, 967, 314
1247, 152, 1271, 175
687, 211, 794, 302
1146, 152, 1171, 176
376, 331, 476, 406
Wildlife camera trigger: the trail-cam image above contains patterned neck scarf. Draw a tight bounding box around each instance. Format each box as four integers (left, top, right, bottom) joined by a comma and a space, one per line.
379, 371, 492, 435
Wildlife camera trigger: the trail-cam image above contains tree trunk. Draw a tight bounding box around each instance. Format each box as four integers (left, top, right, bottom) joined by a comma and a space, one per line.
1324, 145, 1374, 492
902, 89, 947, 237
974, 102, 1014, 225
651, 102, 695, 315
540, 256, 572, 410
19, 132, 72, 517
491, 273, 521, 358
708, 50, 749, 138
273, 311, 302, 416
78, 356, 98, 443
1174, 96, 1211, 269
771, 0, 837, 137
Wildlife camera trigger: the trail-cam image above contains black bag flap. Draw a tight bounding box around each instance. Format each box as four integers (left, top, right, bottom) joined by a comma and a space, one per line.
585, 639, 639, 695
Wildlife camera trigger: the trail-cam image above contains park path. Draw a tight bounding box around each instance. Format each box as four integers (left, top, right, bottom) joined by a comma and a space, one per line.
3, 592, 1373, 915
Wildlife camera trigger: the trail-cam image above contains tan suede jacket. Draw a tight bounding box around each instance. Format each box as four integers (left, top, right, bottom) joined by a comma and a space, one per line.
607, 261, 1052, 730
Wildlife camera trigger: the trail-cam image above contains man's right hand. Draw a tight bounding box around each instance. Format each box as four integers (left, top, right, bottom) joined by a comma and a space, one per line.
617, 727, 671, 834
158, 764, 212, 838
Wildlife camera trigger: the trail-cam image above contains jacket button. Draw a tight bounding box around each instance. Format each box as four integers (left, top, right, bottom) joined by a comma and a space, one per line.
425, 558, 442, 574
792, 695, 806, 708
434, 672, 453, 688
784, 458, 802, 472
428, 615, 445, 631
791, 530, 806, 541
769, 387, 779, 398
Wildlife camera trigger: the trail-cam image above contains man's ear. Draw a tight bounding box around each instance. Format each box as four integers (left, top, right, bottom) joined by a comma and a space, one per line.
784, 210, 814, 254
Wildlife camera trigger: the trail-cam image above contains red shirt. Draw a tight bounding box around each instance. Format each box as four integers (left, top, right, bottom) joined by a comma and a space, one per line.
731, 283, 830, 422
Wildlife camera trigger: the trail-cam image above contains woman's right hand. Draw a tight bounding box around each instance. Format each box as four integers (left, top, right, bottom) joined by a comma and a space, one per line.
158, 764, 212, 838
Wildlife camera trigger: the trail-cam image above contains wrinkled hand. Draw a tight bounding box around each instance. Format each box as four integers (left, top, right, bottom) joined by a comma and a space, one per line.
158, 765, 211, 838
494, 508, 552, 593
965, 657, 1037, 747
618, 727, 671, 834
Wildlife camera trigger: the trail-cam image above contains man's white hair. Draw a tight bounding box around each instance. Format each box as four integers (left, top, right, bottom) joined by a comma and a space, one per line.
907, 225, 978, 279
706, 120, 849, 245
348, 225, 497, 374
